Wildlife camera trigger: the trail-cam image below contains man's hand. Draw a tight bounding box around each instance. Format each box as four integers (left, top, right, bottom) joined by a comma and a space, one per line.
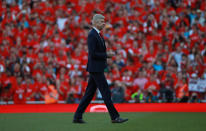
107, 51, 115, 58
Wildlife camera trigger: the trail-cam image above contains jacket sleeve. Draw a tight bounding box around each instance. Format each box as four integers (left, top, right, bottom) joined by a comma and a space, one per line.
88, 33, 107, 60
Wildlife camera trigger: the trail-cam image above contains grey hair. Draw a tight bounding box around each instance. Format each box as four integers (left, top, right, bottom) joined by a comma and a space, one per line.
92, 14, 105, 25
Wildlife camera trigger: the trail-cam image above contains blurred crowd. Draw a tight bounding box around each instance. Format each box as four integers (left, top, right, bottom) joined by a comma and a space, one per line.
0, 0, 206, 104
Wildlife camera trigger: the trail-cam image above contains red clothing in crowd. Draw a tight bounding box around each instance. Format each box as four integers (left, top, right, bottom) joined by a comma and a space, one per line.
22, 83, 37, 101
144, 81, 160, 96
37, 83, 49, 100
13, 84, 26, 104
58, 81, 69, 100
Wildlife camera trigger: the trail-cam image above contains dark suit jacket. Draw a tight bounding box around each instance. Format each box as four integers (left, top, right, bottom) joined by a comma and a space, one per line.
86, 28, 108, 72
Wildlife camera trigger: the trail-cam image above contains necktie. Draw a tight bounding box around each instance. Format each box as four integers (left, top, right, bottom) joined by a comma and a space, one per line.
99, 32, 105, 47
99, 32, 103, 38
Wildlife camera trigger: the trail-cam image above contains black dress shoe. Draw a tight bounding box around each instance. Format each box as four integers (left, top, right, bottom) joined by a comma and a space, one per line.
73, 119, 86, 124
112, 117, 128, 123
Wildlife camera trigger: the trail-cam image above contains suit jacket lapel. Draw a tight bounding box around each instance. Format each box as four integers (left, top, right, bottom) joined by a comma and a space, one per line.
92, 29, 106, 50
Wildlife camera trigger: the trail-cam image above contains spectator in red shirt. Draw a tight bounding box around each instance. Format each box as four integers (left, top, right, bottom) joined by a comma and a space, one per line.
13, 76, 26, 104
56, 73, 69, 101
120, 70, 134, 101
35, 74, 49, 101
144, 73, 160, 103
23, 77, 37, 101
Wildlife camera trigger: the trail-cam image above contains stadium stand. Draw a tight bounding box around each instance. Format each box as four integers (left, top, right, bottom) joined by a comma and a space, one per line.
0, 0, 206, 104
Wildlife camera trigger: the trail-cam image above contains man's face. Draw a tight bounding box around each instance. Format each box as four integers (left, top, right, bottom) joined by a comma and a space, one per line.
96, 18, 105, 30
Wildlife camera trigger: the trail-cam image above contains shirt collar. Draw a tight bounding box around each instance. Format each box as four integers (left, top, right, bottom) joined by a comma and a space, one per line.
93, 26, 100, 34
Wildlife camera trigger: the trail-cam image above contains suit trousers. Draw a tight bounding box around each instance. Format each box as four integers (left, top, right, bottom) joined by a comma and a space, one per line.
74, 72, 119, 120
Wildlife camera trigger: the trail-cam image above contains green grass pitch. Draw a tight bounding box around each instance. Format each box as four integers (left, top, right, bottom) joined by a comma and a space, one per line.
0, 112, 206, 131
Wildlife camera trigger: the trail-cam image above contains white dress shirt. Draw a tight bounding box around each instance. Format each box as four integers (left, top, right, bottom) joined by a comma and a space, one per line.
93, 26, 100, 34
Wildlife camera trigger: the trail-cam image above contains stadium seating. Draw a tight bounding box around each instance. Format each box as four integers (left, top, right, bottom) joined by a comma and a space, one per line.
0, 0, 206, 104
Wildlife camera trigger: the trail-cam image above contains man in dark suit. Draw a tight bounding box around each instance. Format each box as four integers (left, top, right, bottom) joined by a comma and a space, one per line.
73, 14, 128, 123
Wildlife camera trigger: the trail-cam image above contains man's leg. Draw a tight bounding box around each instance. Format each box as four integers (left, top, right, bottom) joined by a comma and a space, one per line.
91, 72, 119, 120
74, 74, 97, 119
